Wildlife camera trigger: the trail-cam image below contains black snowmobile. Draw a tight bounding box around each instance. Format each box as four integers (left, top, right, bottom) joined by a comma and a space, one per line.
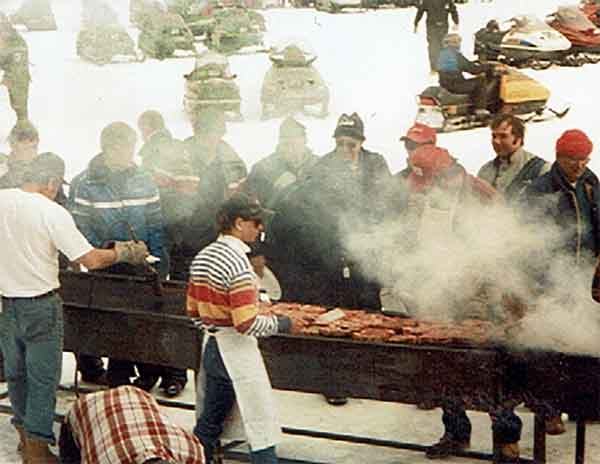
414, 64, 569, 132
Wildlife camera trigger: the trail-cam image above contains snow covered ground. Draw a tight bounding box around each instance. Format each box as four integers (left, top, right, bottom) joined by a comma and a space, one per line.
2, 1, 600, 463
0, 0, 595, 180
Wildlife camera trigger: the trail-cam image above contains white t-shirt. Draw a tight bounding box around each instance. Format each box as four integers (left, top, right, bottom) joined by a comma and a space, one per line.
0, 189, 93, 297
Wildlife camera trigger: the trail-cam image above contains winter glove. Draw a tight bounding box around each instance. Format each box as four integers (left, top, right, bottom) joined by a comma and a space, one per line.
113, 240, 149, 266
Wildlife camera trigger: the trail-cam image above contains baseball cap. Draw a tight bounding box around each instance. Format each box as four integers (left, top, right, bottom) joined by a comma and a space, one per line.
400, 123, 437, 145
23, 152, 68, 185
218, 193, 273, 224
333, 113, 365, 141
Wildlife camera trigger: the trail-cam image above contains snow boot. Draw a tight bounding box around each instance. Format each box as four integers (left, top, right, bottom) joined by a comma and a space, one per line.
15, 425, 26, 455
24, 437, 59, 464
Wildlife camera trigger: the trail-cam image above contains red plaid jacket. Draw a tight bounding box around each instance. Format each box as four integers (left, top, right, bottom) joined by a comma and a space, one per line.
68, 386, 204, 464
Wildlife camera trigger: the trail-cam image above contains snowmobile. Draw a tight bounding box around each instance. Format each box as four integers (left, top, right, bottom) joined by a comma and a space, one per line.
260, 40, 329, 119
165, 0, 215, 37
77, 1, 142, 65
138, 11, 197, 59
581, 0, 600, 28
183, 50, 243, 121
474, 15, 572, 70
547, 6, 600, 64
314, 0, 364, 13
205, 6, 266, 54
130, 0, 167, 28
414, 64, 569, 132
9, 0, 57, 31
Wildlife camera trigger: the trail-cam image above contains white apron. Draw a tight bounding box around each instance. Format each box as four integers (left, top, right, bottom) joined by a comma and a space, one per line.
195, 327, 282, 452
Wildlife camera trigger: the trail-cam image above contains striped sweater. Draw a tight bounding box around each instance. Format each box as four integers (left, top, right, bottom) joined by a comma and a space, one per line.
187, 235, 289, 336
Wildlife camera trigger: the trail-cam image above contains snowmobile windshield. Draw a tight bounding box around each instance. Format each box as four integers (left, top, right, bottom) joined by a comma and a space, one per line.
555, 6, 597, 31
507, 15, 553, 34
272, 37, 316, 57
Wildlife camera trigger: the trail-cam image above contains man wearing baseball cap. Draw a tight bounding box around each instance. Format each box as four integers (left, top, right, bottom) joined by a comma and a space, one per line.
397, 123, 438, 179
0, 152, 148, 463
188, 193, 301, 464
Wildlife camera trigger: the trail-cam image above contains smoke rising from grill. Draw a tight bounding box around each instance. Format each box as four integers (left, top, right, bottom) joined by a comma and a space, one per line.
342, 193, 600, 355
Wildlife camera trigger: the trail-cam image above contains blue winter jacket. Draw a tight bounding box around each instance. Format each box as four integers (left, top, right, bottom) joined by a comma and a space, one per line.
68, 153, 167, 268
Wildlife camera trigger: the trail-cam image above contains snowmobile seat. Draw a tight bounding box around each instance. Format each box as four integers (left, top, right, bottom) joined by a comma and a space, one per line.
421, 86, 471, 106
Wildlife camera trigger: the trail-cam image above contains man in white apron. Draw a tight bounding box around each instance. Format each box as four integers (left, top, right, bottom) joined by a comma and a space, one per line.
187, 193, 302, 464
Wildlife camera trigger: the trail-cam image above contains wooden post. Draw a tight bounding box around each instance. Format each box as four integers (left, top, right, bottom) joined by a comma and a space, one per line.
575, 420, 586, 464
533, 414, 546, 464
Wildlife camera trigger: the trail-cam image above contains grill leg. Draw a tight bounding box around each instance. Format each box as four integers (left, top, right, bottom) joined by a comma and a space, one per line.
575, 420, 586, 464
533, 414, 546, 464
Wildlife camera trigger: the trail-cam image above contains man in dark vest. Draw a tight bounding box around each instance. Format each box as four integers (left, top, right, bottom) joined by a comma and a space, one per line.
478, 114, 550, 202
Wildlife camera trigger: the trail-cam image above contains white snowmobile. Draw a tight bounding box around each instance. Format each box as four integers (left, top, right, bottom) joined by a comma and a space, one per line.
9, 0, 57, 31
78, 0, 143, 65
415, 64, 569, 132
474, 15, 573, 70
183, 50, 243, 121
260, 39, 329, 119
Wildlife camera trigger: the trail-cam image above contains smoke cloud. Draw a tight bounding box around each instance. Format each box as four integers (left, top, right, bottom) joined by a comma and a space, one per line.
342, 187, 600, 355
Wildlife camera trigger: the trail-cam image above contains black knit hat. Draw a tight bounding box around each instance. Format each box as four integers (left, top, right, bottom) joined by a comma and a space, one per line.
333, 112, 365, 141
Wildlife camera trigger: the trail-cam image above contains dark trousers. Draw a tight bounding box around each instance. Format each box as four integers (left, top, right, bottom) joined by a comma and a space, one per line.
194, 337, 277, 464
427, 24, 448, 72
441, 74, 498, 110
77, 354, 105, 380
7, 78, 29, 121
442, 402, 522, 445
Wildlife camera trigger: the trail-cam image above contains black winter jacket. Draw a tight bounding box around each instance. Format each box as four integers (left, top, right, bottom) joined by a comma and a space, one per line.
523, 162, 600, 264
414, 0, 459, 28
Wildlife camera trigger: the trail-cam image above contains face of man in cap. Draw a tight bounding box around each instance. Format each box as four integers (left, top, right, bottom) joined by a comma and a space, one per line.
234, 216, 264, 244
335, 136, 362, 164
557, 155, 590, 183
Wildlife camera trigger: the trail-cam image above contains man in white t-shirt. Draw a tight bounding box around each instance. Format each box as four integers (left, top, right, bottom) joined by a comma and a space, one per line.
0, 153, 149, 464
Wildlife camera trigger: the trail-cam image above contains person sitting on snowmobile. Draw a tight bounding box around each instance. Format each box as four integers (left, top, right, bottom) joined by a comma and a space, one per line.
437, 33, 497, 113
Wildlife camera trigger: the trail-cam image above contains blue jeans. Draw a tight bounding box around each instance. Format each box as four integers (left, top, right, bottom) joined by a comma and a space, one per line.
0, 293, 63, 445
194, 336, 278, 464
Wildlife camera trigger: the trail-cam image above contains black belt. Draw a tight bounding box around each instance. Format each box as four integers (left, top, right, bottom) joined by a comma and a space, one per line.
3, 289, 57, 300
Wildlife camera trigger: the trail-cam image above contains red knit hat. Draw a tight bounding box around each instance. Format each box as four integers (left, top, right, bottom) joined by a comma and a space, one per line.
556, 129, 593, 160
400, 123, 437, 145
410, 145, 453, 176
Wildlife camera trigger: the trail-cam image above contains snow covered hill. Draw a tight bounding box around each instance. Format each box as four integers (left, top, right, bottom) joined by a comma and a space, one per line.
0, 0, 593, 179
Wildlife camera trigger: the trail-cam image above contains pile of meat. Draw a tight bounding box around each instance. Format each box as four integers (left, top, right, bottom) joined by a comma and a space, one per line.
263, 303, 502, 346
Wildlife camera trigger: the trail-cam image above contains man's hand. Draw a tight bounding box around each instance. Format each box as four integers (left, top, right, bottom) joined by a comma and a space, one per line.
114, 240, 149, 265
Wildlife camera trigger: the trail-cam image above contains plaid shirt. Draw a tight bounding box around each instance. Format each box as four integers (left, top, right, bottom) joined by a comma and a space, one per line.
68, 386, 204, 464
